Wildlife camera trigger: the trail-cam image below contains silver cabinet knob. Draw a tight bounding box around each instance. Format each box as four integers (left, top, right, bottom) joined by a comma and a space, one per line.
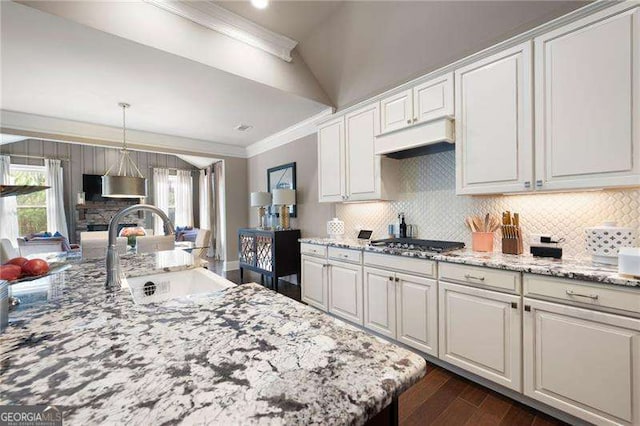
406, 119, 411, 124
536, 180, 543, 187
413, 117, 418, 123
524, 181, 531, 189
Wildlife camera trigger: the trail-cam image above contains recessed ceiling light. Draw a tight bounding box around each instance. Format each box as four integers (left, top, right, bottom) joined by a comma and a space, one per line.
235, 123, 253, 132
251, 0, 269, 9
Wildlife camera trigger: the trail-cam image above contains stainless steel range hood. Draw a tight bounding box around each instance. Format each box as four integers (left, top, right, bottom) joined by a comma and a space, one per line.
374, 116, 454, 158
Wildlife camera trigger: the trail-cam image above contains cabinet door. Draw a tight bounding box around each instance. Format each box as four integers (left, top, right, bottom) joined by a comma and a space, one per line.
364, 267, 396, 338
439, 281, 522, 391
317, 117, 346, 202
396, 273, 438, 356
524, 298, 640, 426
535, 6, 640, 191
413, 73, 454, 124
301, 255, 327, 311
345, 103, 381, 201
380, 89, 413, 134
455, 42, 533, 195
328, 261, 363, 325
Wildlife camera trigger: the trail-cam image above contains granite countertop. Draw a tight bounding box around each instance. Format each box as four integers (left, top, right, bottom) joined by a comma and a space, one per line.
1, 252, 426, 425
299, 238, 640, 288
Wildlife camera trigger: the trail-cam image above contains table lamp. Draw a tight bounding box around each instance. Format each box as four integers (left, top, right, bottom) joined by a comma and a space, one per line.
272, 188, 296, 230
250, 191, 272, 229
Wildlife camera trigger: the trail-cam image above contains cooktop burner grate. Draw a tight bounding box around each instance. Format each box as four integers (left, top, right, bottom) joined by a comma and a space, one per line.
370, 238, 465, 253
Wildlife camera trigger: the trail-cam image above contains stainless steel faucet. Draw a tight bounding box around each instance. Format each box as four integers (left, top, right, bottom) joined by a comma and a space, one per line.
105, 203, 175, 288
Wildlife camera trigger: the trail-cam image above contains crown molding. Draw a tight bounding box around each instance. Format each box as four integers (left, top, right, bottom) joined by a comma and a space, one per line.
144, 0, 298, 62
1, 110, 245, 158
245, 107, 334, 158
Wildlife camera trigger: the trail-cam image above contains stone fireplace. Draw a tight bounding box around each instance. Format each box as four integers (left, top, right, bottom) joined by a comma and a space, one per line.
75, 201, 146, 242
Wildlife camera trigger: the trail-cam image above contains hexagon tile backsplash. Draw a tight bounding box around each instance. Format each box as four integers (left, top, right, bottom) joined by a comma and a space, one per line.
335, 149, 640, 259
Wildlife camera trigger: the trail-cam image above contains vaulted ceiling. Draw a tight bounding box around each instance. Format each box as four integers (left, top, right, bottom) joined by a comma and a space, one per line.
2, 1, 588, 155
221, 1, 588, 109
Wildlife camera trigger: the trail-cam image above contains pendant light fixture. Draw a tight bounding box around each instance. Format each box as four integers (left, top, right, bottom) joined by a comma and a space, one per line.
102, 103, 147, 198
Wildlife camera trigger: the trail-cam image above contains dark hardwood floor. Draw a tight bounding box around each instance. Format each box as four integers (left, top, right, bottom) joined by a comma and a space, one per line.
207, 261, 566, 426
399, 363, 567, 426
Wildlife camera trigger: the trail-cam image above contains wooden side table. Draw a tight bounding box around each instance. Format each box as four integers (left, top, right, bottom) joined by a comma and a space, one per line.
238, 228, 301, 292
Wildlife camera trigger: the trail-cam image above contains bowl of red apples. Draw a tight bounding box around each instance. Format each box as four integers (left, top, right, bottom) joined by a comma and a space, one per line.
0, 257, 50, 282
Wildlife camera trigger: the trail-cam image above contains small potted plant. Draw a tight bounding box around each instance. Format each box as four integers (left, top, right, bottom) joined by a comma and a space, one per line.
119, 226, 146, 248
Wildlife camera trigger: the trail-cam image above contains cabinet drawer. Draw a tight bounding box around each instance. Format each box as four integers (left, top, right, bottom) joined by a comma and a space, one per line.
364, 252, 435, 278
328, 247, 362, 264
439, 262, 521, 294
524, 274, 640, 316
301, 243, 327, 258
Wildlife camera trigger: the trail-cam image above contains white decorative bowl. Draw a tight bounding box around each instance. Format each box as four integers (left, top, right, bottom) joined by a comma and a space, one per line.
327, 217, 345, 239
619, 247, 640, 278
585, 221, 637, 265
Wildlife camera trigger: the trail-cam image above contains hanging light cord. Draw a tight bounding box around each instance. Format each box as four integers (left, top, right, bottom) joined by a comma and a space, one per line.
105, 103, 144, 178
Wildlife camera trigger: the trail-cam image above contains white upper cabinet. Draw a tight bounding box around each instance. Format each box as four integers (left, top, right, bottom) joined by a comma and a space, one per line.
380, 89, 413, 134
455, 42, 534, 195
319, 103, 398, 203
317, 117, 346, 202
379, 73, 454, 135
345, 103, 381, 201
413, 73, 454, 124
534, 5, 640, 191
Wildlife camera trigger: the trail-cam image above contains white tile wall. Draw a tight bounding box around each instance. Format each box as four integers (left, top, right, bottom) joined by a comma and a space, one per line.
336, 149, 640, 258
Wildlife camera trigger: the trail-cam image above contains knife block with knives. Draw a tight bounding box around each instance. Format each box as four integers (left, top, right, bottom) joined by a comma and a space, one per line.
502, 211, 523, 255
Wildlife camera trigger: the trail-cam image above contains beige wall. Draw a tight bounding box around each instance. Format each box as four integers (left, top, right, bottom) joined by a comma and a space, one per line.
221, 156, 249, 263
247, 133, 334, 238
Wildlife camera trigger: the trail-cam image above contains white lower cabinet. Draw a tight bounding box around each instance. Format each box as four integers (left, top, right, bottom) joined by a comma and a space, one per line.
328, 260, 363, 325
364, 267, 438, 355
301, 255, 328, 311
523, 298, 640, 426
396, 273, 438, 357
364, 267, 397, 338
439, 281, 522, 391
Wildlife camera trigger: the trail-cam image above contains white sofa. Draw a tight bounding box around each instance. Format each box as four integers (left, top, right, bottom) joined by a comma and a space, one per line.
136, 235, 175, 254
80, 231, 127, 260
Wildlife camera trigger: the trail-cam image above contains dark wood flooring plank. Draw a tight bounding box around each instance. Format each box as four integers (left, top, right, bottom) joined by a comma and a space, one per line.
464, 392, 512, 426
399, 367, 450, 422
532, 414, 569, 426
459, 381, 489, 407
431, 398, 478, 426
499, 403, 536, 426
403, 375, 468, 426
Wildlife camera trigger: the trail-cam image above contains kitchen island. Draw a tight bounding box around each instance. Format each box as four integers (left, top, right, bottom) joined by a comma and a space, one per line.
1, 251, 425, 425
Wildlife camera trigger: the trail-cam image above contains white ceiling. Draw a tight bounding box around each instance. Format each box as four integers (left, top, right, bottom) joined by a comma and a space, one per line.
0, 1, 328, 147
221, 1, 588, 109
216, 1, 344, 41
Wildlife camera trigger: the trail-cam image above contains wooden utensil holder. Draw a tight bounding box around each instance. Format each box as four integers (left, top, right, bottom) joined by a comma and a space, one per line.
502, 234, 523, 255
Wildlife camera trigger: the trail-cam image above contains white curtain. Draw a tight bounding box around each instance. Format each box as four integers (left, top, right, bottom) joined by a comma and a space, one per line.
153, 168, 170, 235
199, 169, 210, 229
208, 161, 224, 260
44, 159, 69, 238
175, 169, 193, 227
0, 155, 19, 242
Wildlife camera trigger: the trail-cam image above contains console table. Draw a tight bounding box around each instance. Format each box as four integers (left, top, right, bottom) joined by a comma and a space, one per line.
238, 228, 301, 291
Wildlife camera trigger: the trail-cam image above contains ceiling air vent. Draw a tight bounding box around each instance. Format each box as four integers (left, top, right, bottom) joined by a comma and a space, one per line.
235, 123, 253, 132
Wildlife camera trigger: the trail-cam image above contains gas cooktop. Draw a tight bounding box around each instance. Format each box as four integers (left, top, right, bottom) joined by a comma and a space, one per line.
370, 238, 465, 253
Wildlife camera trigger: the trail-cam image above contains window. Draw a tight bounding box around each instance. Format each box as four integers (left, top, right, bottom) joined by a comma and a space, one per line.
167, 174, 177, 225
10, 165, 47, 236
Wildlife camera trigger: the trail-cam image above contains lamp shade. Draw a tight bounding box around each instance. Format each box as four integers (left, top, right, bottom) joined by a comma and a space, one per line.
250, 191, 272, 207
102, 175, 147, 198
272, 188, 296, 205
